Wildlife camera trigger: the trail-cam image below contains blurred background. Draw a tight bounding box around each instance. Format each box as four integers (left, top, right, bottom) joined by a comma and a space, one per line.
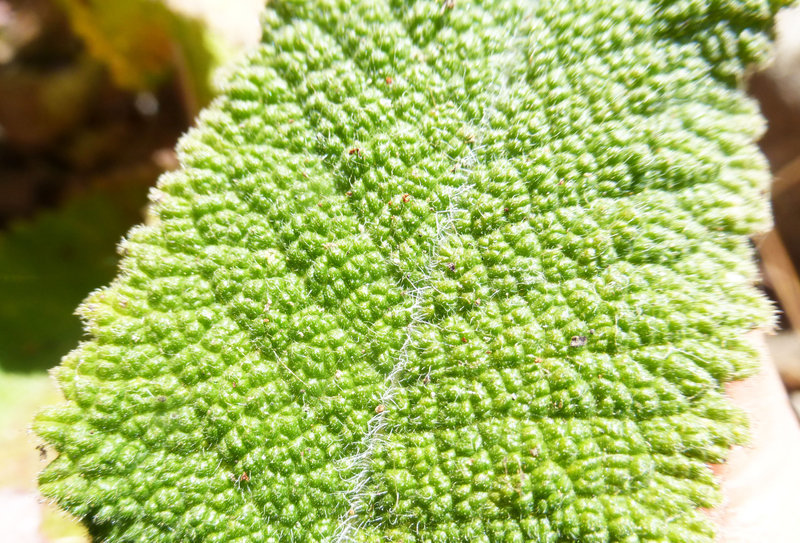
752, 7, 800, 421
0, 2, 798, 541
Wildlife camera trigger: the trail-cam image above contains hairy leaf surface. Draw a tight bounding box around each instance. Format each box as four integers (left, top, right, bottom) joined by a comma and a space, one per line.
36, 1, 789, 541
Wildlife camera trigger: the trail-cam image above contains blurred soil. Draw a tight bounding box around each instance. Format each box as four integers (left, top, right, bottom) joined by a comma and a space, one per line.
0, 0, 187, 230
752, 6, 800, 417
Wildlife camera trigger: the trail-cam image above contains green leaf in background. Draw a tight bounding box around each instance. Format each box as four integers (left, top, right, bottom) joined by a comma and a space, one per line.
0, 184, 146, 372
34, 1, 790, 541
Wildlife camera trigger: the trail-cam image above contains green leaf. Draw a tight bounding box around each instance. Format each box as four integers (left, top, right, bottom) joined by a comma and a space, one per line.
0, 185, 146, 372
35, 1, 789, 541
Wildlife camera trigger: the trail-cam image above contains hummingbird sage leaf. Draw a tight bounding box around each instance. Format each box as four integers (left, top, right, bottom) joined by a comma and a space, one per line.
35, 1, 789, 541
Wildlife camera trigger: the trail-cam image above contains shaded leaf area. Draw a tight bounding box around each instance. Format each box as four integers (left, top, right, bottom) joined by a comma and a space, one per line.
0, 183, 147, 372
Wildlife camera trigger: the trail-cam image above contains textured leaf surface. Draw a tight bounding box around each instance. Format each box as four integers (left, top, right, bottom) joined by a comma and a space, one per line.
36, 1, 788, 541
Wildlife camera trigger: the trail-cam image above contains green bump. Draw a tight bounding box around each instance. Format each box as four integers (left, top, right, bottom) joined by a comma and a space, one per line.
35, 1, 788, 541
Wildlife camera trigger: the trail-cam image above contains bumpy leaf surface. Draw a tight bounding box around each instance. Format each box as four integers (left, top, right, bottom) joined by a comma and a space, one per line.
36, 1, 789, 541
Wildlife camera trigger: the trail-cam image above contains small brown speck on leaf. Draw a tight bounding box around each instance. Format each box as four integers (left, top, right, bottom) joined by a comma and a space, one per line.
570, 336, 588, 347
